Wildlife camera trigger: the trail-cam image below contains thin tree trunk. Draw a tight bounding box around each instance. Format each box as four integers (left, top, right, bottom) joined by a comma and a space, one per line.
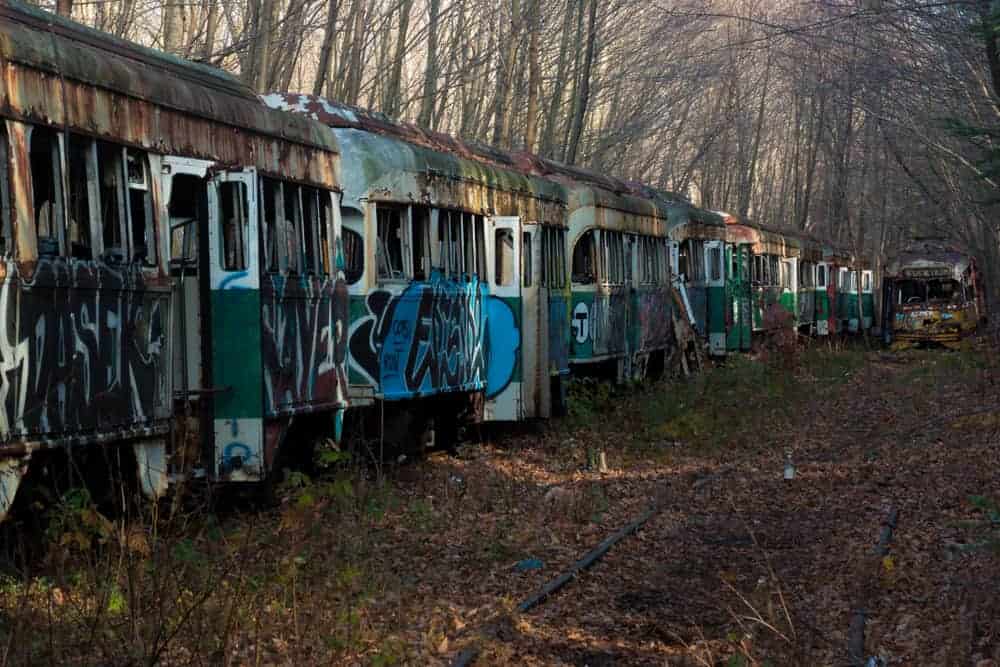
566, 0, 597, 165
523, 0, 541, 152
418, 0, 441, 127
540, 0, 575, 159
492, 0, 521, 147
385, 0, 414, 117
313, 0, 341, 96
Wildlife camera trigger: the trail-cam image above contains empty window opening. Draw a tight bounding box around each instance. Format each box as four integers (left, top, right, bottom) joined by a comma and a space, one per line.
572, 230, 596, 284
709, 246, 722, 282
342, 226, 364, 284
98, 141, 125, 261
30, 126, 62, 256
261, 178, 281, 272
301, 187, 320, 274
319, 192, 332, 275
126, 150, 155, 266
494, 228, 515, 287
817, 264, 827, 288
376, 206, 405, 280
474, 215, 486, 280
67, 135, 95, 260
219, 181, 249, 271
283, 183, 301, 274
522, 231, 533, 287
168, 174, 203, 269
463, 214, 475, 276
448, 213, 462, 276
412, 206, 431, 280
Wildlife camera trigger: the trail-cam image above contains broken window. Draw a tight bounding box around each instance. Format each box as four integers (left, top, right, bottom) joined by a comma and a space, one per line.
624, 235, 633, 285
475, 215, 487, 280
542, 226, 565, 288
283, 183, 302, 274
494, 228, 515, 287
66, 135, 95, 260
463, 214, 476, 276
219, 181, 248, 271
301, 187, 320, 274
448, 212, 462, 276
30, 126, 63, 256
927, 278, 961, 303
376, 206, 405, 280
412, 205, 431, 280
260, 178, 281, 272
0, 125, 10, 255
319, 191, 333, 275
897, 279, 925, 304
342, 226, 364, 284
98, 141, 125, 261
168, 174, 203, 269
126, 149, 155, 266
522, 231, 533, 287
572, 230, 596, 284
709, 246, 722, 282
602, 231, 623, 285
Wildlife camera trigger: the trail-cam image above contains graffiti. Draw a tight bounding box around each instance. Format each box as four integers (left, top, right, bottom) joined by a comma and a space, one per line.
349, 276, 519, 400
591, 291, 628, 356
261, 273, 349, 415
635, 290, 673, 351
0, 257, 168, 441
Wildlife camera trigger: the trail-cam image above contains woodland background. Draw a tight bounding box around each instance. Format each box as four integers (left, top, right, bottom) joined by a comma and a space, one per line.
37, 0, 1000, 299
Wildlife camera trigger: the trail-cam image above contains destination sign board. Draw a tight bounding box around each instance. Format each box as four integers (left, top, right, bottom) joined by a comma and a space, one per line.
901, 267, 952, 279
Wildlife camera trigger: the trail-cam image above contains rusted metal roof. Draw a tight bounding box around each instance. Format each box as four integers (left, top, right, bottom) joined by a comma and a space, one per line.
886, 240, 973, 279
0, 0, 337, 155
262, 93, 703, 224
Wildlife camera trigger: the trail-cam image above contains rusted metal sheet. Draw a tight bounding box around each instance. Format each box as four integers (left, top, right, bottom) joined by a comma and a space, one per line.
0, 2, 339, 192
264, 93, 565, 225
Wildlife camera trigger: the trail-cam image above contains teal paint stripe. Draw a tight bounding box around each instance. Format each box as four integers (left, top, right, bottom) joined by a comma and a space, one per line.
211, 289, 263, 419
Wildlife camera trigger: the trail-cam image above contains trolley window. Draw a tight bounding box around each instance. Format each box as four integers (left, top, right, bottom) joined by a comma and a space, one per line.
572, 230, 596, 284
30, 126, 63, 257
126, 149, 156, 266
66, 134, 95, 260
219, 181, 249, 271
494, 228, 515, 287
0, 126, 10, 255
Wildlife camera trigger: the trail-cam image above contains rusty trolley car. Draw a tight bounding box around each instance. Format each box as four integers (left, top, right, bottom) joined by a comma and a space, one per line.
0, 0, 349, 521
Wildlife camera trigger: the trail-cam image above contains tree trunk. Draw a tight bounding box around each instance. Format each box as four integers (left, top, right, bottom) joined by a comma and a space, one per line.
418, 0, 441, 127
523, 0, 541, 152
384, 0, 414, 117
312, 0, 341, 96
492, 0, 521, 147
566, 0, 597, 166
540, 0, 576, 159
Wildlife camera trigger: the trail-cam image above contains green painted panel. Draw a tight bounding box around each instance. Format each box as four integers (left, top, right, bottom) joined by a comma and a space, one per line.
211, 289, 263, 419
707, 285, 726, 335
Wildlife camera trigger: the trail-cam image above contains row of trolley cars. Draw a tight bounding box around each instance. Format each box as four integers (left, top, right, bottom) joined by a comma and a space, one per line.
0, 0, 981, 520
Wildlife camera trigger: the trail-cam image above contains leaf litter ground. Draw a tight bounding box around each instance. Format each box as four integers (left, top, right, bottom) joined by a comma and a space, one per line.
2, 342, 999, 666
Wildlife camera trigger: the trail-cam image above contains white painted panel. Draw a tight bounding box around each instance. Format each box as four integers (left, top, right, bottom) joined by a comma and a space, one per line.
214, 418, 264, 481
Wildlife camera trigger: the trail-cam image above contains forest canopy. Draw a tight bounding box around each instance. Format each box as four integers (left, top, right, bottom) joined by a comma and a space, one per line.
38, 0, 1000, 298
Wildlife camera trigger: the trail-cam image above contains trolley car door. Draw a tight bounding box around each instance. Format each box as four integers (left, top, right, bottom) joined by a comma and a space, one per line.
816, 262, 830, 336
207, 168, 264, 481
485, 217, 523, 421
704, 240, 726, 356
